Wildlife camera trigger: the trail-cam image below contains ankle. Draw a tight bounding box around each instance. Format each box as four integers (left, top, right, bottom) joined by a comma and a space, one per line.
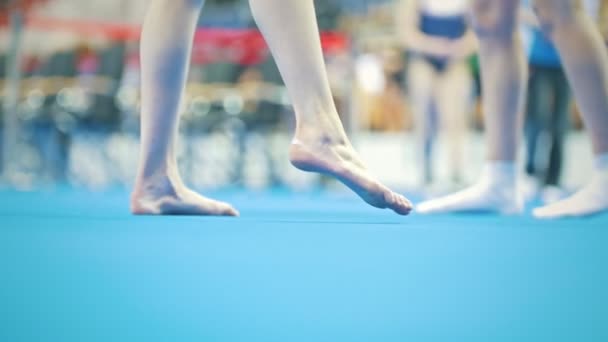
295, 109, 347, 137
294, 124, 348, 146
481, 161, 518, 186
133, 170, 184, 197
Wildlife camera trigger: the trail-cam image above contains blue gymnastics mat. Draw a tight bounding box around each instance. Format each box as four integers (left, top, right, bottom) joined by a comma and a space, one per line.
0, 188, 606, 341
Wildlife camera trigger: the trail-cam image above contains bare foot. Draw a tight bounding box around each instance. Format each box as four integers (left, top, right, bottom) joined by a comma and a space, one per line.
289, 136, 412, 215
131, 176, 239, 216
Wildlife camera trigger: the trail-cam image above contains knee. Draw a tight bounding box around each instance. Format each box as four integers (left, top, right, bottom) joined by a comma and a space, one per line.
532, 0, 580, 36
471, 0, 519, 40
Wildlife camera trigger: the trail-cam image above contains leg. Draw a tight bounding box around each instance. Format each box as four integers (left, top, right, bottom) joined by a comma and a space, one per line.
417, 0, 525, 214
526, 66, 557, 187
435, 61, 474, 184
408, 57, 438, 186
545, 67, 570, 186
248, 0, 411, 214
524, 67, 544, 179
521, 71, 542, 201
131, 0, 238, 216
531, 0, 608, 218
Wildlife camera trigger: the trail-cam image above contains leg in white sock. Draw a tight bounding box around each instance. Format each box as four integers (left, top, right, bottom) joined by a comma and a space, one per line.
131, 0, 238, 216
249, 0, 412, 215
417, 0, 526, 214
532, 0, 608, 218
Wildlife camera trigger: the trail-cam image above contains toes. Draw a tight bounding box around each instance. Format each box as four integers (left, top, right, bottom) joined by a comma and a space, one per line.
384, 191, 397, 206
533, 202, 571, 219
402, 196, 413, 211
532, 207, 551, 219
390, 193, 413, 216
197, 201, 239, 217
220, 203, 240, 217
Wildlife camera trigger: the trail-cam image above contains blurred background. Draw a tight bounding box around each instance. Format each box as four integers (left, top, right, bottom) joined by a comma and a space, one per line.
1, 0, 607, 203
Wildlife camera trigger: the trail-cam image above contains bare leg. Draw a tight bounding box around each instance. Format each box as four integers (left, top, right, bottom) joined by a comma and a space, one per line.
473, 0, 527, 162
436, 61, 473, 183
249, 0, 412, 215
417, 0, 525, 214
408, 58, 438, 186
532, 0, 608, 218
131, 0, 238, 216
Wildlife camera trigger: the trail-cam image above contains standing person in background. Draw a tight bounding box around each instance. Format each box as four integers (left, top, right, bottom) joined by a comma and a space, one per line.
600, 0, 608, 44
521, 0, 605, 204
520, 0, 572, 204
399, 0, 477, 188
418, 0, 608, 218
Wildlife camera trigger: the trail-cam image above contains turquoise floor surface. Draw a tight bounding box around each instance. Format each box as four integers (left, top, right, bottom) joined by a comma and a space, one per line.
0, 188, 607, 341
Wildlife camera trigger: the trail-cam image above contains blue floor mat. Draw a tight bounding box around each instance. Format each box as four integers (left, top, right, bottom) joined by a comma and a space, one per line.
1, 188, 607, 341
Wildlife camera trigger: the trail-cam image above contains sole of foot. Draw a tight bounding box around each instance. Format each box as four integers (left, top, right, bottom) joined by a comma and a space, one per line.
289, 140, 412, 215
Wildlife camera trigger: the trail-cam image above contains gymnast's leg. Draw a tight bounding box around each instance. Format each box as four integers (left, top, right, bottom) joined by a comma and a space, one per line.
248, 0, 412, 215
131, 0, 238, 216
532, 0, 608, 218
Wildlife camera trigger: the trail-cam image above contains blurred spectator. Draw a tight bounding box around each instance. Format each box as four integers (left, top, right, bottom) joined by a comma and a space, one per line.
1, 0, 374, 189
353, 42, 387, 129
399, 0, 476, 186
368, 48, 406, 132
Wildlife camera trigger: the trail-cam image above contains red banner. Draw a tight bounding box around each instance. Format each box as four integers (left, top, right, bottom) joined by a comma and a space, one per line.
25, 16, 349, 66
0, 0, 48, 26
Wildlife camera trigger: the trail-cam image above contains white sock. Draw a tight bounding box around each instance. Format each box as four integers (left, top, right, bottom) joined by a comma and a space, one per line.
533, 153, 608, 219
416, 161, 523, 215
